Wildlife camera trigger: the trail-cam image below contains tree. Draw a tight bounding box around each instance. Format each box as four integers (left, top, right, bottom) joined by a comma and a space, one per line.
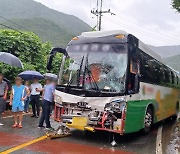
0, 29, 52, 81
0, 29, 66, 82
172, 0, 180, 13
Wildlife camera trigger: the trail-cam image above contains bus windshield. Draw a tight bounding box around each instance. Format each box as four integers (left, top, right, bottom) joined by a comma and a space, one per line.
62, 43, 128, 93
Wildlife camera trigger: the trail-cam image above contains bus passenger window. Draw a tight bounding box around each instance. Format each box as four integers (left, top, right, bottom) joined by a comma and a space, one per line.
176, 75, 179, 85
171, 71, 175, 85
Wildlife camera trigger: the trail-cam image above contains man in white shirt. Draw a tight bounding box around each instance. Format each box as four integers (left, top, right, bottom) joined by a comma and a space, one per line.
30, 78, 42, 118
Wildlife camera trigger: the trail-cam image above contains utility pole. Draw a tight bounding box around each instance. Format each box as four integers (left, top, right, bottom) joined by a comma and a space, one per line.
91, 0, 115, 31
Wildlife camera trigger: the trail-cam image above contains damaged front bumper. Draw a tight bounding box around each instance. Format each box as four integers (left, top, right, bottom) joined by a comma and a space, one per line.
54, 91, 127, 135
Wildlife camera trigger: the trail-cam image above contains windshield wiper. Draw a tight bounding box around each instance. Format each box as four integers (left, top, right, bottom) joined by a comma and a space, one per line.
77, 56, 84, 87
83, 55, 100, 93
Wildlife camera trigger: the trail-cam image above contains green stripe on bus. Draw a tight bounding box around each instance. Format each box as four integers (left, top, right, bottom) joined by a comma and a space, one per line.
124, 100, 157, 134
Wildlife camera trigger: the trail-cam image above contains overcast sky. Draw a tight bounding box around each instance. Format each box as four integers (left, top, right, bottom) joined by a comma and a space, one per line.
35, 0, 180, 46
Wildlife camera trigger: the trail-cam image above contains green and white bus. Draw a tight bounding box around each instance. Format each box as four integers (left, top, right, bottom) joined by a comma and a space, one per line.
47, 30, 180, 134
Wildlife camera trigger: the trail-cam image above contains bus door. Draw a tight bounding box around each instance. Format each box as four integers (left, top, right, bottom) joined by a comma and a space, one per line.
127, 58, 141, 99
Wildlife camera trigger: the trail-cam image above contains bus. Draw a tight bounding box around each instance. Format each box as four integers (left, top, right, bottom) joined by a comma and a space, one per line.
47, 30, 180, 135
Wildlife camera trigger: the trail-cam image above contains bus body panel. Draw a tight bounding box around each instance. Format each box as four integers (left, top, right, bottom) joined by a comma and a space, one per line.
124, 82, 179, 133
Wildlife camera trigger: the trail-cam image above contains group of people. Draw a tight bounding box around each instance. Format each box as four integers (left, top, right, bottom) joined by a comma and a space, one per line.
0, 73, 56, 130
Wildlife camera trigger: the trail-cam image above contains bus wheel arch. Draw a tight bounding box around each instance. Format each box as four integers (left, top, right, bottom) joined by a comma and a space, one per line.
142, 104, 154, 134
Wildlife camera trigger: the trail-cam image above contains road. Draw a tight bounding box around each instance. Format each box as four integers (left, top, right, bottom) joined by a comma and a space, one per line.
0, 114, 179, 154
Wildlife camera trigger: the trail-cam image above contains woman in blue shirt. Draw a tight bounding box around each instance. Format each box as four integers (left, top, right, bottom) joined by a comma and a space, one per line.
10, 77, 30, 128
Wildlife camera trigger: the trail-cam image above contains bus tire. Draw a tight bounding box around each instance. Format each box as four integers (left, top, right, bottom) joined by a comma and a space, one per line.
142, 107, 153, 134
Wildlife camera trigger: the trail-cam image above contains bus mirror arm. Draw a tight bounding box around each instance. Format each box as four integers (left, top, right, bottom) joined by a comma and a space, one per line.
47, 47, 69, 70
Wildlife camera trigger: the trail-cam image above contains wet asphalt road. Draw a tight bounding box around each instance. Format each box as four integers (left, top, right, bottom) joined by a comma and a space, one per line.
0, 114, 179, 154
162, 118, 180, 154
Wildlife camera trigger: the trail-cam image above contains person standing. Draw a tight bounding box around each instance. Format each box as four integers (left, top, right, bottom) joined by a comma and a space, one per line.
38, 79, 55, 130
9, 77, 30, 128
30, 78, 42, 118
24, 81, 30, 113
0, 73, 8, 126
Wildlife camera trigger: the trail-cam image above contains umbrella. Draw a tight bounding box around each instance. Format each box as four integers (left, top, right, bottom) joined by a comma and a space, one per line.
18, 70, 44, 80
44, 73, 58, 80
0, 52, 23, 68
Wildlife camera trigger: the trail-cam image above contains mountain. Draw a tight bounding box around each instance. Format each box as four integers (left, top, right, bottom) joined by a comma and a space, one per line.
149, 45, 180, 72
0, 0, 91, 46
165, 55, 180, 72
149, 45, 180, 58
2, 18, 74, 47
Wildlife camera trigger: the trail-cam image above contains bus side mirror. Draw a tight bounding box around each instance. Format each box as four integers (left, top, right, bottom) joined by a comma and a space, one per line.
46, 47, 69, 70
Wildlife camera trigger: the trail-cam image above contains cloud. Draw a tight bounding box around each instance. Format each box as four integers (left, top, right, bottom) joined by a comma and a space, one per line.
34, 0, 180, 46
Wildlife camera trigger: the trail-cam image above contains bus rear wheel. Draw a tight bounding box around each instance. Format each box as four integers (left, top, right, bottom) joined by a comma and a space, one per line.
143, 107, 153, 134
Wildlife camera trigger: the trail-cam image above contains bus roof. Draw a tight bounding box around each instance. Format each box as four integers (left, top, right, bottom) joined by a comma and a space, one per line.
81, 30, 128, 38
81, 30, 164, 62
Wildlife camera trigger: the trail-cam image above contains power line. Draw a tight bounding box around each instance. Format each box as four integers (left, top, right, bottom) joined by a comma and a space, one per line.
111, 7, 180, 44
103, 16, 174, 45
0, 23, 23, 34
0, 15, 29, 31
114, 14, 180, 44
102, 0, 180, 44
103, 16, 179, 45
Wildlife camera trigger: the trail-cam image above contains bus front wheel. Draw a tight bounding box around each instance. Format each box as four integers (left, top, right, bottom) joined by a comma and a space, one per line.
142, 107, 153, 134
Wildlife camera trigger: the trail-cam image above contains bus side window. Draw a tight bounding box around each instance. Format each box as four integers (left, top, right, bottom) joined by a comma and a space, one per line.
164, 67, 170, 84
171, 71, 175, 85
176, 75, 179, 85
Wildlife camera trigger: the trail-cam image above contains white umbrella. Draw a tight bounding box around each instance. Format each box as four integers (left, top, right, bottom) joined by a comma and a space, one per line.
0, 52, 23, 68
44, 73, 58, 80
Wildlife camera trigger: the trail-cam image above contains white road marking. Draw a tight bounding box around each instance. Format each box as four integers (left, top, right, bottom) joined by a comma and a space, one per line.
156, 126, 163, 154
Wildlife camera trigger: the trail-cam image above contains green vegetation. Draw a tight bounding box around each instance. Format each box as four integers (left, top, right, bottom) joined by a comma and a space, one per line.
0, 29, 62, 81
172, 0, 180, 13
0, 0, 91, 46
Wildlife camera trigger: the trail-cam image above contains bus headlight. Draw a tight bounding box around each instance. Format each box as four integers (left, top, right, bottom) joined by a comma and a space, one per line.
104, 99, 126, 114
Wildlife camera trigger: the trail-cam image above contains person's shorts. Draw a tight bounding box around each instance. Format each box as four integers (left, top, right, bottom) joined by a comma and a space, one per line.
12, 106, 24, 112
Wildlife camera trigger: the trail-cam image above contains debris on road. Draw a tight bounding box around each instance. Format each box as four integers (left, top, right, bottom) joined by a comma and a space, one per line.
46, 123, 71, 139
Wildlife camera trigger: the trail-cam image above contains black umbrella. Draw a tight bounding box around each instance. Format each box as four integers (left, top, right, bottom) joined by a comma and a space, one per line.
18, 70, 44, 80
0, 52, 23, 68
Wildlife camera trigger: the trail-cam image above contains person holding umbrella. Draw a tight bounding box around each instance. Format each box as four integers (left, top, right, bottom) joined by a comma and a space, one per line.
9, 77, 30, 128
30, 78, 43, 118
18, 71, 44, 118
